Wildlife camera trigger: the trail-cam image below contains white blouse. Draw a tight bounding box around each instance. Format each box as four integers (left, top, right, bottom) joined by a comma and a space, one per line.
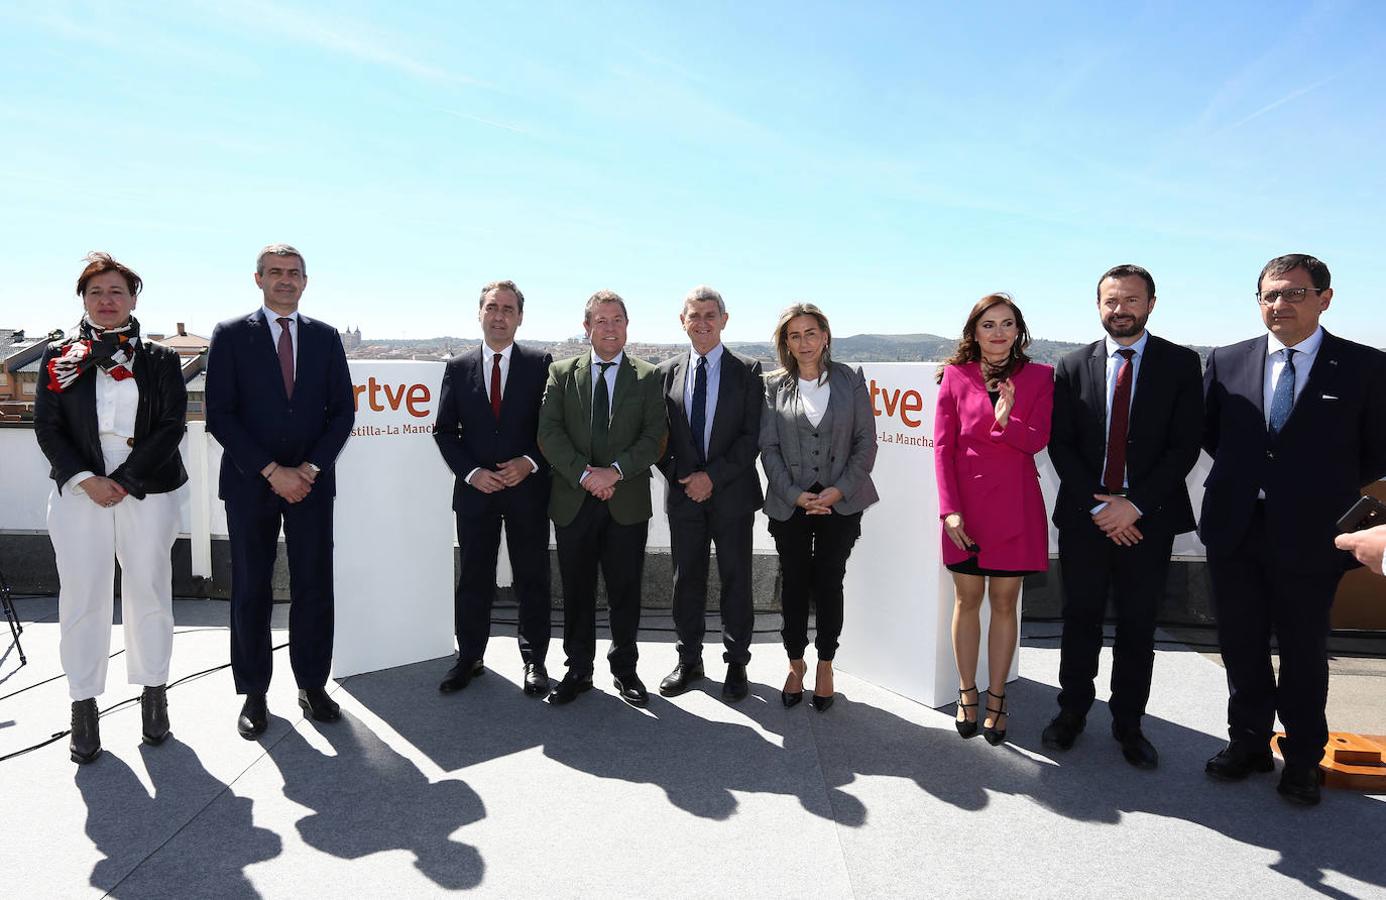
63, 360, 139, 493
797, 376, 831, 428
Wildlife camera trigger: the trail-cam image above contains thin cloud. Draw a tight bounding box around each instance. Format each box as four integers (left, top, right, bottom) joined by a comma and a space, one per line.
1226, 74, 1340, 130
440, 108, 537, 137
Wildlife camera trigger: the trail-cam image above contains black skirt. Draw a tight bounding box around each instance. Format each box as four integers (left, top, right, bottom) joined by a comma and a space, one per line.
945, 556, 1039, 578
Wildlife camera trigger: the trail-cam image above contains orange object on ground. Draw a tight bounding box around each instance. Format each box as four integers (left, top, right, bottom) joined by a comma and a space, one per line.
1273, 732, 1386, 791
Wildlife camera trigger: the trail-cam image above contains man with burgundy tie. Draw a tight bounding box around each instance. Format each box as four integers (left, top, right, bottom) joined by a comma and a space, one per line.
655, 286, 764, 702
1042, 264, 1203, 769
206, 244, 355, 739
432, 280, 554, 696
1200, 254, 1386, 805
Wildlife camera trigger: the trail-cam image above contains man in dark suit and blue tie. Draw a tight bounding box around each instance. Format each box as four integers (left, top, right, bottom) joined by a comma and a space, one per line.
1043, 265, 1204, 769
1201, 253, 1386, 805
433, 280, 553, 697
206, 244, 355, 739
655, 286, 764, 702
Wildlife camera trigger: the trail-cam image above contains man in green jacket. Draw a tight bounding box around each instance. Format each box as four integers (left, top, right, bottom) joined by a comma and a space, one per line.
538, 290, 667, 706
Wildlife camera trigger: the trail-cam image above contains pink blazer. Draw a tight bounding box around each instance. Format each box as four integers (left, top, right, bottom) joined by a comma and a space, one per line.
934, 360, 1054, 572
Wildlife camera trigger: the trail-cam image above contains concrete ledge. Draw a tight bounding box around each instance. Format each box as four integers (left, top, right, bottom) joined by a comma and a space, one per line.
2, 532, 1220, 624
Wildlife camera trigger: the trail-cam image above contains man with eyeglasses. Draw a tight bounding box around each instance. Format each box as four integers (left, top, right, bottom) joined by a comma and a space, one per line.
1200, 253, 1386, 805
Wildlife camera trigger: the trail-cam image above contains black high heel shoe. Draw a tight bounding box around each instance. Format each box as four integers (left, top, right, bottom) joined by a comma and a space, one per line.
955, 686, 979, 739
811, 661, 835, 712
781, 660, 806, 708
983, 689, 1008, 746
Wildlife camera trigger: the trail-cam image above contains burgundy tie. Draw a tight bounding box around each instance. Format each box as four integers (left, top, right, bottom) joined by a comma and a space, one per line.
490, 352, 503, 421
1103, 348, 1136, 492
276, 317, 294, 400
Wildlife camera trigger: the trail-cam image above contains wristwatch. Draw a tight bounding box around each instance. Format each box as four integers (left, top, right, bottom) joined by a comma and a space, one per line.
305, 463, 321, 475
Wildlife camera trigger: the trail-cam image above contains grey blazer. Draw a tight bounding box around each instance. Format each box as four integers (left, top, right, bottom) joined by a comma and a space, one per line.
759, 361, 879, 521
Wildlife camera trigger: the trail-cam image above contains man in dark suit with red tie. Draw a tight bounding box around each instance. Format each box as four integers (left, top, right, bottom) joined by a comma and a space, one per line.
1043, 265, 1204, 769
654, 286, 764, 702
1200, 253, 1386, 805
433, 280, 553, 697
207, 244, 355, 739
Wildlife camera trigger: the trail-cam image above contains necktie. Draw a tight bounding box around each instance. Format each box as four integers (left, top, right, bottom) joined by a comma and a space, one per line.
276, 317, 294, 400
1268, 348, 1297, 436
1102, 348, 1136, 493
690, 355, 708, 465
490, 352, 503, 421
592, 361, 616, 465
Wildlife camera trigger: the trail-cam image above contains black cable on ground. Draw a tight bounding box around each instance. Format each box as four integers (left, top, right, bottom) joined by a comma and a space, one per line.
0, 640, 289, 764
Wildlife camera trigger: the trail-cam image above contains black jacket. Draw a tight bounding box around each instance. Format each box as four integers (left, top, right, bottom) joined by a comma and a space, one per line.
1200, 329, 1386, 572
1049, 334, 1204, 535
34, 339, 189, 498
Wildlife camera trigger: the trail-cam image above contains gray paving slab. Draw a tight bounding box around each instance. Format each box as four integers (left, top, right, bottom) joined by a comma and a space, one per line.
1, 597, 1383, 898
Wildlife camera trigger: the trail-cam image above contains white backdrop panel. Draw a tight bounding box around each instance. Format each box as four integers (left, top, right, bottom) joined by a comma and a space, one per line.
331, 361, 456, 677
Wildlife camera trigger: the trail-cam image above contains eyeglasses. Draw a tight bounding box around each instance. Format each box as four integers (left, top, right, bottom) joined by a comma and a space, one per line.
1256, 287, 1323, 305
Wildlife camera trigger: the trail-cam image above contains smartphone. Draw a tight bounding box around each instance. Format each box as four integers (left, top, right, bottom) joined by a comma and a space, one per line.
1336, 495, 1386, 534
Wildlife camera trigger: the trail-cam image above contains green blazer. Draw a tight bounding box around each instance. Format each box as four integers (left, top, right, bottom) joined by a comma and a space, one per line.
538, 351, 668, 527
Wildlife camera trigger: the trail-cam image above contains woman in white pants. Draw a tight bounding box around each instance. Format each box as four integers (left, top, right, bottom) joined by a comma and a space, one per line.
34, 252, 188, 764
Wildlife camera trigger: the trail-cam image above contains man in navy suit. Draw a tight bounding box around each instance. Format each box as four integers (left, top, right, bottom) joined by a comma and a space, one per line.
433, 280, 553, 697
1043, 264, 1203, 769
206, 244, 355, 739
1200, 253, 1386, 805
655, 286, 764, 702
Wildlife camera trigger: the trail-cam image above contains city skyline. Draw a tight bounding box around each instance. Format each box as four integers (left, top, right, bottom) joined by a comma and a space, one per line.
3, 2, 1384, 347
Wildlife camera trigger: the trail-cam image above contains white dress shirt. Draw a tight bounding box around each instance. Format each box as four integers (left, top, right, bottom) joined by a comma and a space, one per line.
683, 343, 724, 454
464, 342, 538, 485
1102, 331, 1150, 495
65, 355, 140, 493
580, 350, 625, 482
263, 307, 300, 376
1263, 325, 1324, 426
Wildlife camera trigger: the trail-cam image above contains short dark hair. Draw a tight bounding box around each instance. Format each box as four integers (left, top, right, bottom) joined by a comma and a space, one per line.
479, 280, 525, 313
76, 252, 142, 298
1097, 264, 1155, 301
584, 290, 628, 324
1259, 254, 1330, 292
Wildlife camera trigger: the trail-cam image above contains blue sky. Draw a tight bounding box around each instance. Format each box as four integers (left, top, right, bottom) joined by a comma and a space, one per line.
2, 1, 1383, 348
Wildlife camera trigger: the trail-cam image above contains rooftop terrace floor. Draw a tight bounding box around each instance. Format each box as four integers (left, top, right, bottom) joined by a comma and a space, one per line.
2, 597, 1383, 898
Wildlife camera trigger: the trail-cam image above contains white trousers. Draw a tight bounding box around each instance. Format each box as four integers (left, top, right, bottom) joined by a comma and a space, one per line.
47, 436, 180, 701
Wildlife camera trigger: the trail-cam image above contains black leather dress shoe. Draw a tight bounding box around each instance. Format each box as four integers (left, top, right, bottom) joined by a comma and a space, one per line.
1277, 764, 1322, 806
658, 661, 705, 697
1205, 743, 1275, 781
70, 698, 102, 764
237, 694, 268, 740
548, 672, 593, 705
523, 663, 550, 696
141, 685, 171, 746
298, 687, 341, 722
613, 674, 649, 707
1041, 710, 1085, 751
439, 657, 484, 694
721, 663, 749, 702
1113, 724, 1159, 769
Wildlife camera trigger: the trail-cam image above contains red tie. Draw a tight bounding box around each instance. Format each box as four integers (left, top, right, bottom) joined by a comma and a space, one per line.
490, 352, 503, 421
1103, 348, 1136, 492
276, 317, 294, 400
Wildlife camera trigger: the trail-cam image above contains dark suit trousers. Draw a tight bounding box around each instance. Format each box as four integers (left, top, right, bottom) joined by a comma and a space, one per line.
1208, 503, 1340, 768
554, 495, 648, 677
226, 494, 335, 694
454, 491, 552, 665
669, 506, 755, 666
769, 509, 862, 661
1056, 520, 1175, 729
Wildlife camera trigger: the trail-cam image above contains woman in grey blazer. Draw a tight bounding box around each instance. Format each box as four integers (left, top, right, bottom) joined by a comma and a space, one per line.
760, 303, 879, 711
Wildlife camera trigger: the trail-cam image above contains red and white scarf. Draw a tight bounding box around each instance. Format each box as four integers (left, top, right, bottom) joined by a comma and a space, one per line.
46, 315, 140, 393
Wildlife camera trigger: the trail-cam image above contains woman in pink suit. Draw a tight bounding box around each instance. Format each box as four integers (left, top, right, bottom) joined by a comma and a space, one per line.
934, 294, 1052, 746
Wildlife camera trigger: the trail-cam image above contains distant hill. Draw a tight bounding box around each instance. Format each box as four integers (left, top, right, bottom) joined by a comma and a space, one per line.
352, 332, 1217, 366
